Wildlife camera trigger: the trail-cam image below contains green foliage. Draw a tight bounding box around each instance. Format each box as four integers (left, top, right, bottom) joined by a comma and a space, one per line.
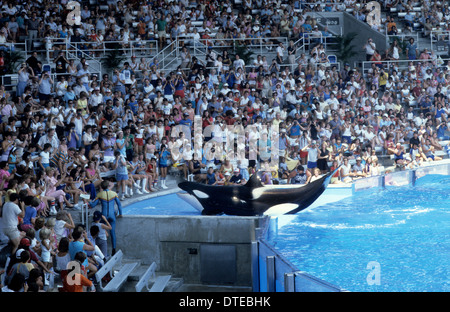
335, 32, 358, 65
4, 50, 24, 74
102, 45, 127, 72
233, 42, 254, 66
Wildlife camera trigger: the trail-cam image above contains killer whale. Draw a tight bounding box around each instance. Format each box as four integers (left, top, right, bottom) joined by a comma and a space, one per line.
177, 169, 337, 216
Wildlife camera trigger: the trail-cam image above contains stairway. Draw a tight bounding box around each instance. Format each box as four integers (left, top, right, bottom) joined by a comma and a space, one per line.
119, 261, 183, 292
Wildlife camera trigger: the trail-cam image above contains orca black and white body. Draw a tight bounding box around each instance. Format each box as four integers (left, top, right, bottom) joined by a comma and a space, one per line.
177, 170, 335, 216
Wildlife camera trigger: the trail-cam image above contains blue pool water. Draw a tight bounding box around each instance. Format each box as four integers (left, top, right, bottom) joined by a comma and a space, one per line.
123, 193, 201, 216
268, 174, 450, 292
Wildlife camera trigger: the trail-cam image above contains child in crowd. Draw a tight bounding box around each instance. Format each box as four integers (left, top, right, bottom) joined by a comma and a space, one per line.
91, 210, 112, 259
21, 196, 40, 231
39, 227, 55, 271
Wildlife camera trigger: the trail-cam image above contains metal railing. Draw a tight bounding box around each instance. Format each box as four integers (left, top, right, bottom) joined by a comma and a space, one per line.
24, 36, 158, 70
352, 161, 450, 192
253, 216, 345, 292
430, 30, 450, 54
12, 33, 341, 95
0, 41, 27, 57
152, 40, 179, 71
184, 36, 291, 60
66, 42, 102, 78
361, 57, 450, 80
301, 31, 339, 52
294, 36, 306, 59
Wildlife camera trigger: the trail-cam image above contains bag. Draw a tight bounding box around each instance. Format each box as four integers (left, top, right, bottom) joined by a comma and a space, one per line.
101, 271, 112, 284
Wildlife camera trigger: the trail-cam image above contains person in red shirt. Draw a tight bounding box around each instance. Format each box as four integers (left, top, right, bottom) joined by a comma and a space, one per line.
223, 110, 235, 125
201, 29, 212, 47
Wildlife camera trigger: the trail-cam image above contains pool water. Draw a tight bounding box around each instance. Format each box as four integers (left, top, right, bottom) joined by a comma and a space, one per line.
123, 193, 201, 216
268, 174, 450, 292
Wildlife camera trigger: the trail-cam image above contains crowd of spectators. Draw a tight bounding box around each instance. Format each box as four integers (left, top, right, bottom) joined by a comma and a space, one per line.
1, 0, 450, 292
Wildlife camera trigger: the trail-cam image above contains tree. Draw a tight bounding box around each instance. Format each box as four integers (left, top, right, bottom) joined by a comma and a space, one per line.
2, 50, 24, 75
233, 42, 254, 67
335, 32, 358, 66
101, 44, 126, 74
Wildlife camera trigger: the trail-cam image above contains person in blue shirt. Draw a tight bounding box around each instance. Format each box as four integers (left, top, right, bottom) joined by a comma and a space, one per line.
445, 141, 450, 158
223, 100, 234, 114
68, 226, 97, 278
437, 120, 449, 140
21, 196, 39, 231
302, 21, 312, 32
404, 10, 415, 32
163, 76, 175, 102
38, 72, 53, 102
435, 103, 446, 122
158, 144, 171, 189
179, 112, 193, 128
405, 37, 418, 60
419, 95, 433, 115
261, 6, 272, 23
225, 69, 236, 87
174, 73, 186, 98
206, 166, 216, 185
87, 180, 122, 256
127, 94, 139, 115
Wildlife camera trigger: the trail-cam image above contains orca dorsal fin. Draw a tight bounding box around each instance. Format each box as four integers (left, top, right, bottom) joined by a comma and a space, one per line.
244, 174, 263, 188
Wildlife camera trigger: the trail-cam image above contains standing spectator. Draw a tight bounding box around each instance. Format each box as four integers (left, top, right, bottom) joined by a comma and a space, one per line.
301, 140, 320, 171
26, 51, 42, 77
87, 180, 123, 256
155, 12, 167, 50
16, 63, 35, 97
406, 37, 418, 60
113, 150, 131, 199
54, 51, 69, 78
38, 71, 53, 102
1, 193, 24, 255
329, 114, 342, 140
90, 210, 112, 259
363, 38, 376, 61
68, 227, 97, 280
25, 12, 39, 50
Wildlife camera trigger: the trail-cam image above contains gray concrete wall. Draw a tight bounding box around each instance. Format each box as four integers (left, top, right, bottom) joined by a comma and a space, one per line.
115, 215, 264, 285
305, 11, 344, 36
306, 12, 387, 68
342, 12, 387, 68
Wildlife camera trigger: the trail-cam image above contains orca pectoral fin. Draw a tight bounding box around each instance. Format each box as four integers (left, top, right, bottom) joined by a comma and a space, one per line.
176, 192, 204, 213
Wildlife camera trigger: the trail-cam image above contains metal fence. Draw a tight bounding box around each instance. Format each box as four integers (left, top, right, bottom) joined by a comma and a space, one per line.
253, 216, 344, 292
361, 57, 450, 80
10, 33, 341, 94
430, 30, 450, 55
